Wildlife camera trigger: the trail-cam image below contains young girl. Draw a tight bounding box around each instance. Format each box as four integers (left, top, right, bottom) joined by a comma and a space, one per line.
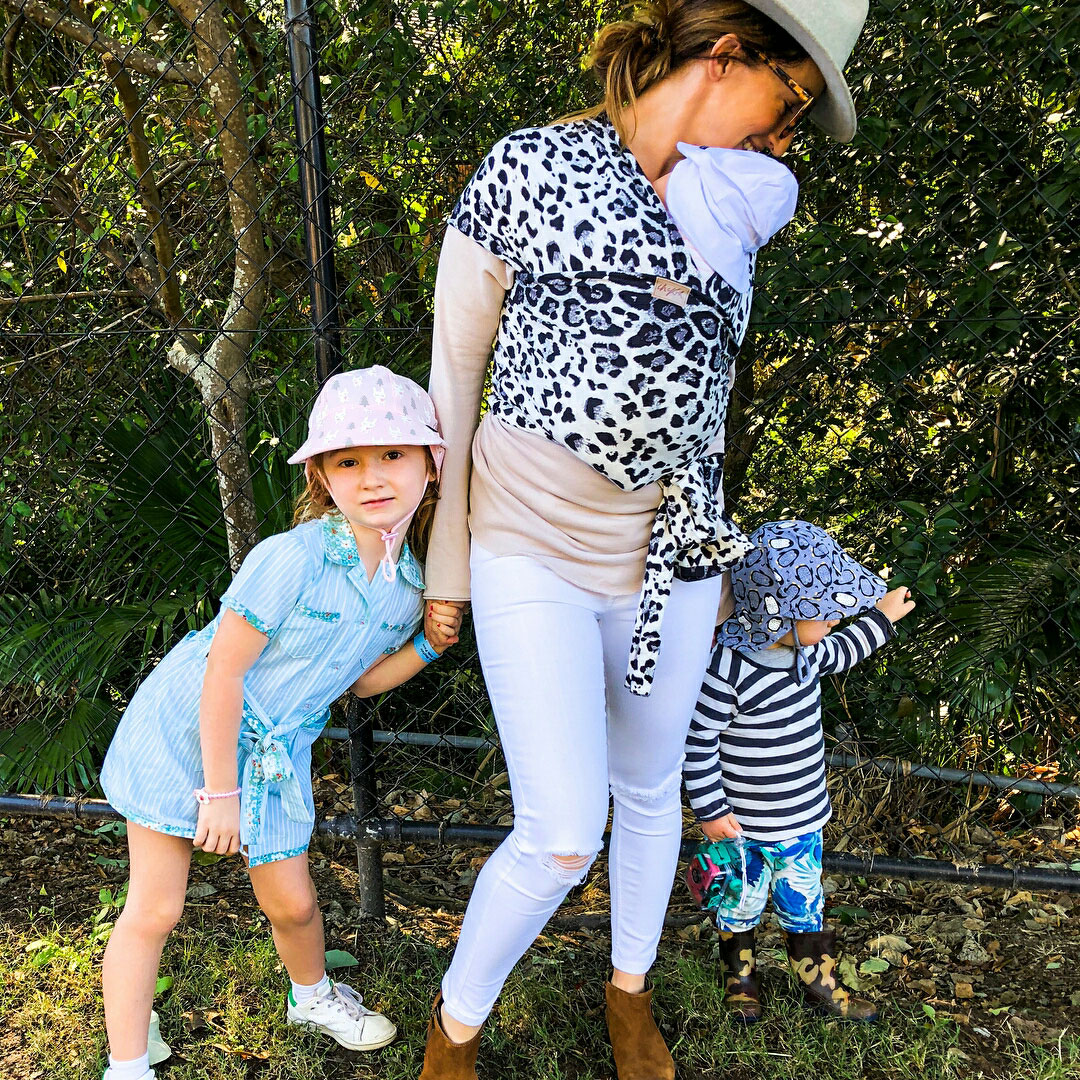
684, 519, 914, 1022
98, 365, 463, 1080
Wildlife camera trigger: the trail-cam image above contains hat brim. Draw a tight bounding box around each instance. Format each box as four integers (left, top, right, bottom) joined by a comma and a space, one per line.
716, 613, 790, 653
746, 0, 859, 142
287, 432, 447, 466
720, 550, 887, 652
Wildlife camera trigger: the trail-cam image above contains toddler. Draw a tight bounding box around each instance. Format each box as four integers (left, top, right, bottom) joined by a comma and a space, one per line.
684, 519, 913, 1022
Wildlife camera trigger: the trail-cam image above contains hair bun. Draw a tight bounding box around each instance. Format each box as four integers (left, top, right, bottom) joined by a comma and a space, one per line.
640, 15, 672, 65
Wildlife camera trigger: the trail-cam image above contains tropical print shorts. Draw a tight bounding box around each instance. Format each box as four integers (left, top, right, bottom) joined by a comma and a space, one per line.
686, 829, 824, 933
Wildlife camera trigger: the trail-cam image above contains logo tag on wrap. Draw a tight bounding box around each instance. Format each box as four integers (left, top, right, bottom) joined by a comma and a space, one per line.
652, 277, 691, 308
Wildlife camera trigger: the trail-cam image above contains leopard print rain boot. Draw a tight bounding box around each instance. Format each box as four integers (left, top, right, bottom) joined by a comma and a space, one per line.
718, 929, 762, 1023
786, 928, 878, 1021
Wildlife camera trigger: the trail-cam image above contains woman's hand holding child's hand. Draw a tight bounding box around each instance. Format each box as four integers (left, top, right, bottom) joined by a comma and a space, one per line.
701, 812, 743, 842
194, 796, 241, 856
425, 601, 464, 654
876, 586, 916, 624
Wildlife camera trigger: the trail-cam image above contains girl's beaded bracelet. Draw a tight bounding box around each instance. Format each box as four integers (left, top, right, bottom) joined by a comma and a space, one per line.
193, 786, 242, 804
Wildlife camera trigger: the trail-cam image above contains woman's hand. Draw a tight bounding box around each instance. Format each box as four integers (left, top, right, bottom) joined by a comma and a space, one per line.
193, 796, 241, 856
425, 601, 464, 654
701, 812, 743, 842
876, 586, 916, 624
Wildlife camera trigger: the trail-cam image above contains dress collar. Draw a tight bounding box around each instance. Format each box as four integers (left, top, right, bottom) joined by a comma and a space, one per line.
320, 513, 425, 589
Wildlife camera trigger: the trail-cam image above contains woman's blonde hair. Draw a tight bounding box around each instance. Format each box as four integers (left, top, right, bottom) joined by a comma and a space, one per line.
564, 0, 807, 143
293, 448, 441, 563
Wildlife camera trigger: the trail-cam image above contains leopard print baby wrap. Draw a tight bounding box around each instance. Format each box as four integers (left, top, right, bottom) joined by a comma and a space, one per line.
450, 117, 757, 694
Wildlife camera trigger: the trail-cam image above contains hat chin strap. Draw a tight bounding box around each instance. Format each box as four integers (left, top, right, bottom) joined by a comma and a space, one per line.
353, 489, 427, 583
791, 620, 812, 685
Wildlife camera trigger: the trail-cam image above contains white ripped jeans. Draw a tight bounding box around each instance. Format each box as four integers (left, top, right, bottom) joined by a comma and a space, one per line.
440, 543, 723, 1026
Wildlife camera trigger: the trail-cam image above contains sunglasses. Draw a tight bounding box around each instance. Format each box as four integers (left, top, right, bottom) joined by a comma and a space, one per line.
739, 43, 816, 140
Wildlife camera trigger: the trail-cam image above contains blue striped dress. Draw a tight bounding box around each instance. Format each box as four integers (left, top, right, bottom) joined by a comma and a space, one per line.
101, 513, 424, 866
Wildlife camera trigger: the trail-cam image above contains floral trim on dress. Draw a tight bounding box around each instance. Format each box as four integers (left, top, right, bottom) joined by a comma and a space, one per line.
221, 596, 275, 638
294, 604, 342, 623
118, 806, 196, 838
321, 513, 362, 567
118, 804, 307, 867
248, 843, 309, 868
238, 702, 325, 847
396, 550, 425, 590
320, 512, 425, 588
302, 707, 331, 730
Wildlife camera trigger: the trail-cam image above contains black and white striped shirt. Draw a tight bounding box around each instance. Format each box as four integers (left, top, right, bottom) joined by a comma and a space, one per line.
684, 609, 894, 841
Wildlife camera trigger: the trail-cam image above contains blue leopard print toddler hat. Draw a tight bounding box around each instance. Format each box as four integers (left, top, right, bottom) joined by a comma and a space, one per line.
717, 519, 887, 680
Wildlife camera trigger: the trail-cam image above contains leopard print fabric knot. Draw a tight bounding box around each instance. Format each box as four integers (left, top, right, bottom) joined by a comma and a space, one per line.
626, 459, 753, 695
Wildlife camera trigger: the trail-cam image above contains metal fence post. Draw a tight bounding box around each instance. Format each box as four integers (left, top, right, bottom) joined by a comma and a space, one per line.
285, 0, 341, 386
286, 0, 385, 915
346, 697, 386, 918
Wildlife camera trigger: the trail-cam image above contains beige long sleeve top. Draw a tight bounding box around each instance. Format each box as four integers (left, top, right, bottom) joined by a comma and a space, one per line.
423, 116, 786, 658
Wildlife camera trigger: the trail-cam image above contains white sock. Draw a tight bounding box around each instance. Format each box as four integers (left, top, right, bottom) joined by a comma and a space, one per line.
290, 972, 331, 1005
105, 1052, 151, 1080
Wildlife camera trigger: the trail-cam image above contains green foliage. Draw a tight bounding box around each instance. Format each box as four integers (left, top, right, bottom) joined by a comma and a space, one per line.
0, 0, 1077, 795
0, 378, 306, 792
729, 0, 1079, 773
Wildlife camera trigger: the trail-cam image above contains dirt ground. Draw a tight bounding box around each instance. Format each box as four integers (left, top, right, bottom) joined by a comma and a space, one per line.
1, 809, 1078, 1078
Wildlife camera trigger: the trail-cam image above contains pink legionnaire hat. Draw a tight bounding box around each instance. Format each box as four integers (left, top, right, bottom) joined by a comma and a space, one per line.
288, 365, 447, 581
288, 365, 446, 474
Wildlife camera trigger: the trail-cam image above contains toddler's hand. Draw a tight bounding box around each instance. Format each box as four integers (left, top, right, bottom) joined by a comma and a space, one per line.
876, 586, 916, 624
701, 813, 742, 842
193, 796, 241, 856
425, 601, 464, 654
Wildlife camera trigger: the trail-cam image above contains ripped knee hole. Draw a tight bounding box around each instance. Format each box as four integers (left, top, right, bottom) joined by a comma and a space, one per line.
551, 854, 593, 870
542, 852, 598, 886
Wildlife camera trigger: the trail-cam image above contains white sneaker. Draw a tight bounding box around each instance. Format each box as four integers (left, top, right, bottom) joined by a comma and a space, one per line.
285, 980, 397, 1051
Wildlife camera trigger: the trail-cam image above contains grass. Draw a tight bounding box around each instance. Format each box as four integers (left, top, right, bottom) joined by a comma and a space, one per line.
2, 898, 1078, 1080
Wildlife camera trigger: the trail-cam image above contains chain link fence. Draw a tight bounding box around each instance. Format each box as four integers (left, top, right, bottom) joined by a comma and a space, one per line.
1, 0, 1078, 906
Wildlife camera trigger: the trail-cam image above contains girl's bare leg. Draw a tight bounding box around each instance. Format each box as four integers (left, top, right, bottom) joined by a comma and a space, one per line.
102, 824, 192, 1060
248, 853, 325, 984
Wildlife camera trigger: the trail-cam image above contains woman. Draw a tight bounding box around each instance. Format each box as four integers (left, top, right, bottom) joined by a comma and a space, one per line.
420, 2, 869, 1076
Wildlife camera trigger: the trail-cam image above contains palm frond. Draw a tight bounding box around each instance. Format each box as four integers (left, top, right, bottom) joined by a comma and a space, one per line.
0, 593, 188, 699
0, 697, 116, 794
910, 531, 1080, 731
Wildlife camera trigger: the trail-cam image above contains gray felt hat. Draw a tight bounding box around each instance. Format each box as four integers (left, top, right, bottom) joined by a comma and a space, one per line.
749, 0, 870, 141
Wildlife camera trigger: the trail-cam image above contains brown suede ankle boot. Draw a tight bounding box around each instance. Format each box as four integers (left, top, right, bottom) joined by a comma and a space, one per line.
605, 978, 675, 1080
418, 993, 482, 1080
718, 929, 762, 1023
786, 928, 878, 1022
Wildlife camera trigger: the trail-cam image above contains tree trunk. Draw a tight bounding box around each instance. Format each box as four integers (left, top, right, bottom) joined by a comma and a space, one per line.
3, 0, 270, 569
165, 0, 269, 570
724, 342, 761, 511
